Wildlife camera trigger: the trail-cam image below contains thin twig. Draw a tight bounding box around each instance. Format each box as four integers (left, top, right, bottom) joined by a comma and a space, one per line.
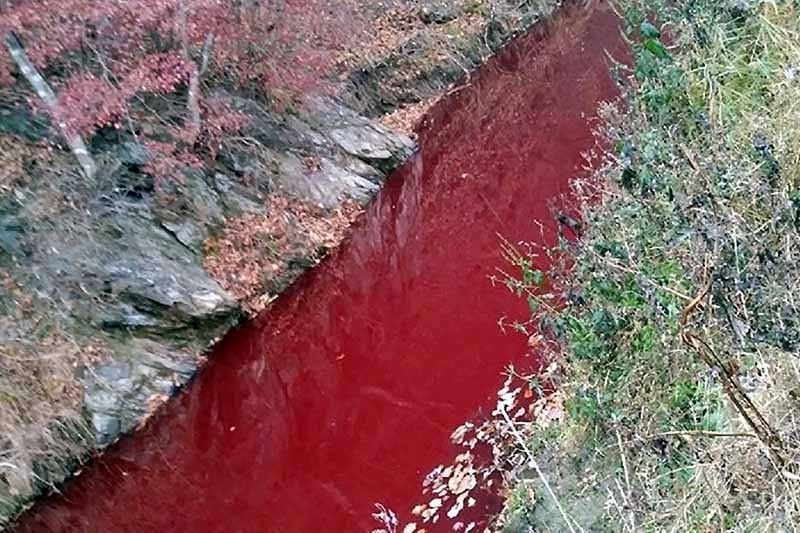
499, 405, 578, 533
653, 430, 758, 439
616, 429, 632, 495
680, 270, 785, 465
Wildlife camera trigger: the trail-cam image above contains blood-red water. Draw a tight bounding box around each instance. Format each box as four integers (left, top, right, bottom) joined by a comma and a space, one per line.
18, 4, 624, 532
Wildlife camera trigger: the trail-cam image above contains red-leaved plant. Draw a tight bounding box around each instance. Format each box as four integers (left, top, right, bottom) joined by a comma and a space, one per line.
1, 0, 360, 181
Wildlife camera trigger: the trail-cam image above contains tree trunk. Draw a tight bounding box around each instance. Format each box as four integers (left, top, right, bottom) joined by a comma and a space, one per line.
186, 70, 202, 142
5, 33, 97, 181
185, 33, 214, 144
177, 0, 214, 144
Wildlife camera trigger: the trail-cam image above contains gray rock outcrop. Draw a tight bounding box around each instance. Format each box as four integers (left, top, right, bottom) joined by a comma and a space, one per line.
0, 95, 413, 489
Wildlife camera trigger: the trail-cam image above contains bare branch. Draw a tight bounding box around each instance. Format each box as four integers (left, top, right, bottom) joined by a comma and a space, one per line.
178, 0, 215, 144
5, 33, 96, 180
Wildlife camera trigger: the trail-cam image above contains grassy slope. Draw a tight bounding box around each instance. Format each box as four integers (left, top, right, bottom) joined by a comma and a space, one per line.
497, 1, 800, 531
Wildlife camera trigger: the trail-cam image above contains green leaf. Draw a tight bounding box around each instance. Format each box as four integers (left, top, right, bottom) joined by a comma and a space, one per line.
635, 50, 659, 79
640, 21, 661, 39
644, 38, 670, 60
639, 166, 655, 192
621, 166, 638, 189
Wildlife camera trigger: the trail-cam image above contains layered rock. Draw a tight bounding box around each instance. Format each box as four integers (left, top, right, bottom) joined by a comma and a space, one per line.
0, 95, 412, 519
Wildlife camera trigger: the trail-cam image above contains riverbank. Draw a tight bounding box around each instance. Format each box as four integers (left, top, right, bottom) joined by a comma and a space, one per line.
0, 0, 562, 526
494, 1, 800, 530
13, 0, 608, 529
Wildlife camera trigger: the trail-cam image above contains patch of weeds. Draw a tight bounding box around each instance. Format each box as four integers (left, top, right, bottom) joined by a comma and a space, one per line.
493, 0, 800, 531
500, 482, 538, 532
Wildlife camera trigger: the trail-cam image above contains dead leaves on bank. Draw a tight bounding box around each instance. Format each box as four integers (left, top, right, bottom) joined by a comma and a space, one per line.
373, 366, 566, 533
203, 196, 361, 314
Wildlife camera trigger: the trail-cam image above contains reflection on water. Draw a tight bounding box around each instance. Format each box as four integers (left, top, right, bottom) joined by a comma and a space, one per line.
18, 3, 624, 532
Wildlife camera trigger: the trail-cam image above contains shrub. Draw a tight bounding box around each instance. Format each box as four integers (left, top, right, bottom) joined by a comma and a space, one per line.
495, 1, 800, 530
1, 0, 362, 180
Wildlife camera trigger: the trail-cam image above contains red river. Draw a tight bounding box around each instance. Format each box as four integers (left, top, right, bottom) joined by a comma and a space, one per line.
18, 3, 624, 532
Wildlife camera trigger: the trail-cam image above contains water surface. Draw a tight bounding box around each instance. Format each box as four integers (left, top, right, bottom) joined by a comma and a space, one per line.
19, 4, 624, 531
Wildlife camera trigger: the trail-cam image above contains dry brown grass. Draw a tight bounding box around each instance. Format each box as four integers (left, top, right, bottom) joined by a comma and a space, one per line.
0, 268, 90, 526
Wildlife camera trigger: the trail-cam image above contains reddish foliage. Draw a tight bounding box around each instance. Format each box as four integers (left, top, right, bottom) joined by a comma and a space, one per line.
142, 139, 203, 187
200, 95, 250, 159
1, 0, 362, 178
54, 74, 128, 135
